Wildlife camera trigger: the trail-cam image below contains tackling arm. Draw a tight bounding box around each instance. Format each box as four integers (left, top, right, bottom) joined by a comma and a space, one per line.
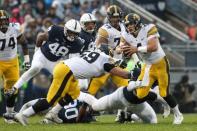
35, 32, 49, 51
17, 34, 31, 70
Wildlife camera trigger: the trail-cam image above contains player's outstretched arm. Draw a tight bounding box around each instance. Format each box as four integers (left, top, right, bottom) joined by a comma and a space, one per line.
17, 34, 30, 70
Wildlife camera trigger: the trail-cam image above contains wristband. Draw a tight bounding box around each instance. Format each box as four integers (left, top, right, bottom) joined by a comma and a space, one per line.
24, 55, 30, 62
137, 46, 147, 53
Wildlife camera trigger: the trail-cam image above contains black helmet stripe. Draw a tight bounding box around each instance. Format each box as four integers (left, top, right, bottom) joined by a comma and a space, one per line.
88, 13, 92, 20
74, 20, 77, 30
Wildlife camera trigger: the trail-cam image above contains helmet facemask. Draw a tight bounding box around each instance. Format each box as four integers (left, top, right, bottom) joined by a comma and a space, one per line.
80, 13, 97, 33
64, 27, 79, 42
0, 18, 9, 33
82, 21, 96, 33
0, 10, 9, 33
107, 15, 121, 29
64, 19, 81, 42
106, 5, 122, 29
125, 22, 141, 36
124, 14, 142, 36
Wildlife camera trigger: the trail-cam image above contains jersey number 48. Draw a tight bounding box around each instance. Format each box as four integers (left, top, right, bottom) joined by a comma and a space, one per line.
49, 43, 69, 56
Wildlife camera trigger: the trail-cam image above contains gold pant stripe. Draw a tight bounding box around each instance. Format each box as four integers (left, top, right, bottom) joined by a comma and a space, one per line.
49, 70, 73, 105
87, 78, 93, 91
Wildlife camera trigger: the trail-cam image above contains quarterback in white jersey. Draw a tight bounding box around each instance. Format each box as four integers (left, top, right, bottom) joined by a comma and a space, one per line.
14, 48, 133, 126
120, 13, 183, 124
0, 10, 30, 122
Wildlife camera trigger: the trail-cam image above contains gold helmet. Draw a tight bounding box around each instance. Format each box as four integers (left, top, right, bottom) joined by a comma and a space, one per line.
124, 13, 142, 34
0, 10, 9, 33
106, 5, 122, 28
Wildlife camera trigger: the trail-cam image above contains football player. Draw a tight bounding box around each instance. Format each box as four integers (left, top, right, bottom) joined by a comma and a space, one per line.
78, 13, 97, 89
3, 98, 95, 124
86, 5, 129, 98
14, 47, 136, 126
79, 82, 157, 124
7, 19, 83, 95
121, 13, 183, 124
0, 10, 30, 123
80, 13, 97, 51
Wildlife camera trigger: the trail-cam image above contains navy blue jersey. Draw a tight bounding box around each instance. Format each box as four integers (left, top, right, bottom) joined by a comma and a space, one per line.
41, 25, 83, 61
58, 100, 93, 123
79, 29, 96, 52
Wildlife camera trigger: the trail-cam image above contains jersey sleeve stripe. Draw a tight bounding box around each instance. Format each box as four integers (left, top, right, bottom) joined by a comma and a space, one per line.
147, 26, 158, 37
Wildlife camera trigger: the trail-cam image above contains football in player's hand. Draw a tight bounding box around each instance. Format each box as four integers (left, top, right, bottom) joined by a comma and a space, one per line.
121, 45, 132, 58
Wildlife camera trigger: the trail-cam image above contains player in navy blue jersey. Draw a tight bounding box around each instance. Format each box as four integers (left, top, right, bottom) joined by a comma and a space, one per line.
3, 99, 95, 124
80, 13, 97, 52
7, 19, 83, 94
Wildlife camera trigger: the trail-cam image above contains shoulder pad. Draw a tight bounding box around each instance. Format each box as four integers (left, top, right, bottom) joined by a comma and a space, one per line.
98, 28, 109, 39
146, 24, 158, 37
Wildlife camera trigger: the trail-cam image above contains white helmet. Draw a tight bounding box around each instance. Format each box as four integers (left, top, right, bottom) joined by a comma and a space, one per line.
80, 13, 97, 33
64, 19, 81, 41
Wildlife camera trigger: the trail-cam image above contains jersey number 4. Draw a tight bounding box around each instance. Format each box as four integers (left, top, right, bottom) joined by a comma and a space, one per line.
0, 37, 16, 51
49, 43, 69, 56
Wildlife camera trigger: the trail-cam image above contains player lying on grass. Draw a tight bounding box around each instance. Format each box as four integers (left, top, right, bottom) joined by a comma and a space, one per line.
78, 82, 158, 124
3, 98, 96, 124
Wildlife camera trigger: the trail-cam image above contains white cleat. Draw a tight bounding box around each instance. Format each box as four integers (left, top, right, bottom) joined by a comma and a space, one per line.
163, 104, 171, 118
4, 119, 17, 124
45, 111, 63, 124
3, 112, 17, 124
14, 113, 28, 126
173, 113, 184, 125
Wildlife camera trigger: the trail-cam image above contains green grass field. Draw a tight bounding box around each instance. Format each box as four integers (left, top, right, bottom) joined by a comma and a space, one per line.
0, 114, 196, 131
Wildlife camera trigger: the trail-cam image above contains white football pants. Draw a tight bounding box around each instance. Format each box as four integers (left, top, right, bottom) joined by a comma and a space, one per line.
14, 49, 58, 89
79, 87, 157, 123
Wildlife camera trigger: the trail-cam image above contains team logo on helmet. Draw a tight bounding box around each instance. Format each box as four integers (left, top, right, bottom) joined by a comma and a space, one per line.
124, 13, 142, 34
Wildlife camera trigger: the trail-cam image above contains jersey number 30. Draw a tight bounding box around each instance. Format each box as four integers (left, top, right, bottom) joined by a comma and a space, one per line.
0, 37, 16, 51
64, 100, 78, 119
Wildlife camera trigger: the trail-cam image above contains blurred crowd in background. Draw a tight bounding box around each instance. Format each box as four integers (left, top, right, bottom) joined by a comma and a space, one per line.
0, 0, 196, 114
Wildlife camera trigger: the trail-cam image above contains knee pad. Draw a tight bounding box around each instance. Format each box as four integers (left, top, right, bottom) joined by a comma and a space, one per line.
32, 99, 51, 113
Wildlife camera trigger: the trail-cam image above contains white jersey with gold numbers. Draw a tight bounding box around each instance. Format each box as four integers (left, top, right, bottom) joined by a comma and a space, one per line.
0, 23, 22, 60
63, 51, 114, 79
121, 24, 165, 64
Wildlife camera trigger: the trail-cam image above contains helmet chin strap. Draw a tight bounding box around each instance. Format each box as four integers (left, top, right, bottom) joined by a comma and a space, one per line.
130, 24, 142, 36
84, 28, 94, 33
